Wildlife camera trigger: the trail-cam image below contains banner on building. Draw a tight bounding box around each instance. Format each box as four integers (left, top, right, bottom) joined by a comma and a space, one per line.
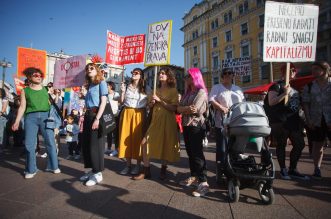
105, 31, 145, 66
144, 20, 172, 66
263, 1, 319, 62
53, 55, 87, 89
17, 47, 47, 78
221, 57, 252, 76
13, 77, 25, 95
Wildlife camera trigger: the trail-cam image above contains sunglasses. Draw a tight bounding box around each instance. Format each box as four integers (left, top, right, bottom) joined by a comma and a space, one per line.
131, 71, 141, 76
32, 73, 42, 78
158, 71, 166, 75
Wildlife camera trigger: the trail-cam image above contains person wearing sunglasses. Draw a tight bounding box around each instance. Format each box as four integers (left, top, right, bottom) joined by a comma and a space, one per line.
177, 68, 209, 197
209, 68, 244, 181
12, 67, 60, 179
134, 67, 179, 180
79, 63, 108, 186
118, 68, 149, 176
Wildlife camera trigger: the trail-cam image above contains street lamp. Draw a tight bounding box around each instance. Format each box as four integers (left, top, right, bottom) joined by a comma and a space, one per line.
0, 58, 12, 89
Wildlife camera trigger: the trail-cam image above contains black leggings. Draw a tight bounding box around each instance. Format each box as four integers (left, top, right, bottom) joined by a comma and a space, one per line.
82, 111, 105, 173
183, 126, 207, 182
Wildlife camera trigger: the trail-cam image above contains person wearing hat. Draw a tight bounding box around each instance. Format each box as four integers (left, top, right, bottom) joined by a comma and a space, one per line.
264, 63, 308, 180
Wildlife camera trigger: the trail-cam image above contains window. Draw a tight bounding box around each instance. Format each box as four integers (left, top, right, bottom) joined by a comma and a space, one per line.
258, 36, 264, 57
193, 46, 198, 56
244, 1, 249, 12
212, 37, 218, 48
241, 44, 250, 57
213, 56, 219, 70
192, 30, 199, 39
193, 62, 198, 68
211, 18, 219, 30
239, 4, 244, 15
257, 0, 264, 7
226, 50, 233, 59
261, 64, 270, 80
242, 75, 251, 83
241, 22, 248, 35
228, 10, 232, 22
225, 30, 232, 42
213, 77, 219, 85
259, 14, 264, 28
224, 13, 228, 24
193, 15, 198, 21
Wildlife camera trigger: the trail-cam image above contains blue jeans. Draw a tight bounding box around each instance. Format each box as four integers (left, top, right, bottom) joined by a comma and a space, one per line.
0, 116, 7, 146
24, 112, 59, 173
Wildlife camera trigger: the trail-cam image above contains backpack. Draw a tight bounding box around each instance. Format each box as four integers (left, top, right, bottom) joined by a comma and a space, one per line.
203, 103, 215, 132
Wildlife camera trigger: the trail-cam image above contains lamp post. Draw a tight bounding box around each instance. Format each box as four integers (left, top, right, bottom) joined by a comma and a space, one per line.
0, 58, 12, 89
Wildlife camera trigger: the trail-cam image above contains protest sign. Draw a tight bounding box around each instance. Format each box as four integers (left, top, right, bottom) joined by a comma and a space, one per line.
13, 77, 25, 95
263, 1, 319, 62
17, 47, 47, 78
53, 55, 86, 89
105, 31, 145, 66
144, 20, 172, 66
221, 57, 252, 76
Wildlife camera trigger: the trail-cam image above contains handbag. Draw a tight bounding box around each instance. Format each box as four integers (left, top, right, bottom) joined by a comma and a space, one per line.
99, 85, 116, 134
46, 90, 63, 129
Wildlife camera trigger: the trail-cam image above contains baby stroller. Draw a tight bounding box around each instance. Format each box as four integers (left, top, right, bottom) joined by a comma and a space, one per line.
221, 102, 275, 204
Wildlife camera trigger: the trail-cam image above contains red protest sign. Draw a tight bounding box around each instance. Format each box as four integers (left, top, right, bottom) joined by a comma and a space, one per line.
17, 47, 47, 78
13, 77, 25, 95
105, 31, 145, 66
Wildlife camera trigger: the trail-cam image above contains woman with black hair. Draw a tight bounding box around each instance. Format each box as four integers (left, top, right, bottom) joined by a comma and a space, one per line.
118, 68, 149, 176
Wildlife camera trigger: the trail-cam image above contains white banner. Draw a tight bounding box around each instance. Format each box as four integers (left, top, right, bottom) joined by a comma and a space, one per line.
144, 20, 172, 66
221, 57, 252, 76
263, 1, 319, 62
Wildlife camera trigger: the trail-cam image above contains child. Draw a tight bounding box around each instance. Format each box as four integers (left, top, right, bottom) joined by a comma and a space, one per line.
65, 115, 80, 160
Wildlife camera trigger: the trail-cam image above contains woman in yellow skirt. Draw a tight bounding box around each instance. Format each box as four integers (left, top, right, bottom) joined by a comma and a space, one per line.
134, 67, 180, 180
118, 68, 149, 176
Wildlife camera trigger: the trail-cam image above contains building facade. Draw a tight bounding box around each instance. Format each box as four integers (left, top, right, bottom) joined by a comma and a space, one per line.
143, 65, 185, 94
182, 0, 330, 90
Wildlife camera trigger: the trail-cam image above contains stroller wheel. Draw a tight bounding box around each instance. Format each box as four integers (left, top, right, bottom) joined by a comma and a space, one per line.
228, 179, 239, 202
258, 182, 275, 205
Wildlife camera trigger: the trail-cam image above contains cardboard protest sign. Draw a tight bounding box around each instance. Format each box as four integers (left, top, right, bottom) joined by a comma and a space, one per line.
105, 31, 145, 66
263, 1, 319, 62
13, 77, 25, 95
221, 57, 252, 76
144, 20, 172, 66
17, 47, 47, 78
53, 55, 87, 89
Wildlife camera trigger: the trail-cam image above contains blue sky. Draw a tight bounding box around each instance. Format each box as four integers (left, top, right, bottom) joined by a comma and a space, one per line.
0, 0, 198, 87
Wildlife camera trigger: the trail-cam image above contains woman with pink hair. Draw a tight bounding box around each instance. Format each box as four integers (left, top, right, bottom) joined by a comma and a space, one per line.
177, 68, 209, 197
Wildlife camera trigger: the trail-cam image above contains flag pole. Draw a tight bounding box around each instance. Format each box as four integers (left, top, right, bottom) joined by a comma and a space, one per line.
284, 62, 290, 105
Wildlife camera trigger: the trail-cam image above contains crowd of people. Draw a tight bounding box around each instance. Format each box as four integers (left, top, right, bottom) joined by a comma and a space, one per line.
0, 60, 330, 197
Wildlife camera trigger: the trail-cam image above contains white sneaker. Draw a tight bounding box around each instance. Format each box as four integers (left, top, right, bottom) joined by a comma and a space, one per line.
110, 150, 118, 157
192, 182, 209, 197
45, 168, 61, 174
85, 172, 103, 186
104, 149, 112, 155
203, 137, 208, 147
24, 171, 37, 179
80, 171, 93, 182
41, 153, 48, 158
131, 165, 140, 175
74, 154, 81, 160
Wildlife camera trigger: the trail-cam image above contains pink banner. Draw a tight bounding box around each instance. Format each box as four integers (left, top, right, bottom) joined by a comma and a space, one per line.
53, 55, 87, 89
105, 30, 145, 66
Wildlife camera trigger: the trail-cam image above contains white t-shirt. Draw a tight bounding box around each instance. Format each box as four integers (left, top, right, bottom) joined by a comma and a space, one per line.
209, 83, 245, 128
0, 98, 9, 115
108, 91, 120, 115
123, 85, 151, 109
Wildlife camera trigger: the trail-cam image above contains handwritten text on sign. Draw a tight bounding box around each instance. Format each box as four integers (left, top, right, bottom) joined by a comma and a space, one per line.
263, 1, 319, 62
53, 55, 87, 89
145, 20, 172, 66
221, 57, 252, 76
105, 31, 145, 66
